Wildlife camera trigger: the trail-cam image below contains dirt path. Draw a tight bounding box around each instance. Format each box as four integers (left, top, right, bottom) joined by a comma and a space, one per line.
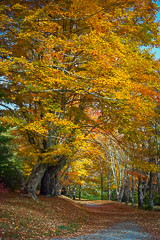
53, 221, 154, 239
52, 200, 160, 240
1, 193, 160, 239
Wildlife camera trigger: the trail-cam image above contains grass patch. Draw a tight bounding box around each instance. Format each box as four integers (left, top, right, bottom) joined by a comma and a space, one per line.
55, 223, 78, 236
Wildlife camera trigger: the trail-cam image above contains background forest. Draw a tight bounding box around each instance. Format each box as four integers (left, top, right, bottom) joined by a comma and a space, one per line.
0, 0, 160, 211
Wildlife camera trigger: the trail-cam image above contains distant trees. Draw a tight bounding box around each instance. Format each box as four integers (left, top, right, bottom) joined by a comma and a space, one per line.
0, 126, 22, 190
60, 129, 160, 210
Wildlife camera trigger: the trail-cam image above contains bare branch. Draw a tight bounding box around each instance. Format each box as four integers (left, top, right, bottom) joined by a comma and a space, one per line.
37, 9, 104, 22
0, 103, 16, 115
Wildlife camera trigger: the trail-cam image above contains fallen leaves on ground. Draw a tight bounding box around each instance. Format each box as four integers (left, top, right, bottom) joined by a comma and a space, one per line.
0, 193, 160, 240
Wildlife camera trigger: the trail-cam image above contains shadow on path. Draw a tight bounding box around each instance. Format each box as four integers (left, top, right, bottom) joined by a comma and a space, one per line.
53, 221, 154, 240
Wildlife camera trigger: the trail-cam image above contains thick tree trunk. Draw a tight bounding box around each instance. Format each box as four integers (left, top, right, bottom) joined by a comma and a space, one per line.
40, 155, 67, 196
20, 163, 47, 200
40, 166, 59, 196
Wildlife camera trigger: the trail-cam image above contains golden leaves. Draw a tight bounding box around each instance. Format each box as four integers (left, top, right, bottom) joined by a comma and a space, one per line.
0, 0, 159, 182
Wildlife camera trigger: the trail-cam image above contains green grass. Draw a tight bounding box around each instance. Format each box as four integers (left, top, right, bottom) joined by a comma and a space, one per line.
55, 223, 78, 235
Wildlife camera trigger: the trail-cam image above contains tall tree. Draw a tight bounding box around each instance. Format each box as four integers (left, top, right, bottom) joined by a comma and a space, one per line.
0, 0, 159, 198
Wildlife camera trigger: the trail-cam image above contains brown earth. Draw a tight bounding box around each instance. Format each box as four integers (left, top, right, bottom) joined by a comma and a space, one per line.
0, 192, 160, 239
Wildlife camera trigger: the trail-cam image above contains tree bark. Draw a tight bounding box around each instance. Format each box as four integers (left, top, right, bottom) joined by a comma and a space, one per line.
107, 167, 111, 200
101, 174, 104, 200
40, 166, 58, 196
148, 171, 154, 211
20, 162, 47, 200
131, 175, 135, 207
67, 186, 72, 198
138, 177, 144, 208
117, 181, 125, 202
138, 177, 147, 209
73, 185, 76, 200
40, 155, 67, 196
157, 172, 160, 205
124, 175, 130, 205
79, 185, 81, 200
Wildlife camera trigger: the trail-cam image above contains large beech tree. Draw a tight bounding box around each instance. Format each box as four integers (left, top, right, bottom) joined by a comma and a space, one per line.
0, 0, 159, 199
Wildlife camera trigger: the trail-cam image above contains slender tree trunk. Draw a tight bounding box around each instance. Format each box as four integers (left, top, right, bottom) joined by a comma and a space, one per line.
117, 187, 123, 202
57, 181, 62, 196
157, 149, 160, 205
157, 148, 160, 205
131, 175, 135, 207
157, 172, 160, 205
101, 174, 104, 200
73, 185, 76, 200
124, 175, 130, 205
138, 177, 147, 209
138, 177, 144, 208
79, 185, 81, 200
148, 157, 155, 210
107, 167, 111, 200
148, 171, 154, 211
67, 186, 72, 198
117, 181, 125, 202
108, 181, 111, 200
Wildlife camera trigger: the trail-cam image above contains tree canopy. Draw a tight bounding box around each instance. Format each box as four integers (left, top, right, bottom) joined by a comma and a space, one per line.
0, 0, 159, 201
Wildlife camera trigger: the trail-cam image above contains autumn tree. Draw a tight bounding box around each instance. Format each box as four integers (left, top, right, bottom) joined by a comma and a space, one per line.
0, 0, 159, 199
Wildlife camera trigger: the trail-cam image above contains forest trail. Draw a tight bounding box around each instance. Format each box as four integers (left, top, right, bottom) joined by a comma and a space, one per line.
1, 193, 160, 240
53, 199, 160, 240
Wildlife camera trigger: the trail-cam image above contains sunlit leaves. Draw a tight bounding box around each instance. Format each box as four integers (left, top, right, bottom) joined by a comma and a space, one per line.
0, 0, 159, 189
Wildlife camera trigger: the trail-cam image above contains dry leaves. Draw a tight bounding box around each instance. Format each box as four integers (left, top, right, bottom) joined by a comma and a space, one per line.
0, 193, 160, 240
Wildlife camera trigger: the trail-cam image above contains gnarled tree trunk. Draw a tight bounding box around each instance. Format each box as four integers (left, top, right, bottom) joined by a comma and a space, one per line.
40, 155, 67, 196
40, 166, 59, 196
20, 162, 47, 200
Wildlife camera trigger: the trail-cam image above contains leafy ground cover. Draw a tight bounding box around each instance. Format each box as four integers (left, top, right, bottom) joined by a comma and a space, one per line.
0, 192, 160, 240
0, 192, 87, 240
